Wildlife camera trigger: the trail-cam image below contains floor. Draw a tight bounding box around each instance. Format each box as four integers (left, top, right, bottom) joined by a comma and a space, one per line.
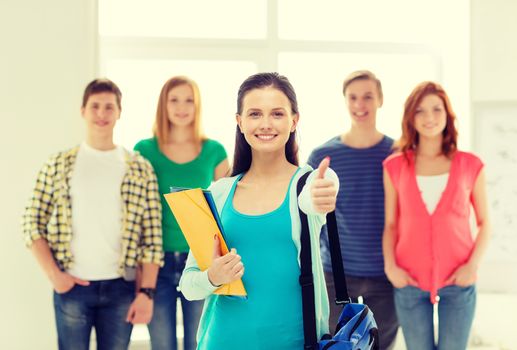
109, 292, 517, 350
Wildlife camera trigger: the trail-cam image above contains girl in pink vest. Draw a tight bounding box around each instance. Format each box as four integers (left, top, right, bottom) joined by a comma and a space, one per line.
382, 82, 490, 350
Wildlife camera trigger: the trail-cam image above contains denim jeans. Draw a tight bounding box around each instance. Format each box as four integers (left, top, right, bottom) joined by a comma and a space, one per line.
148, 252, 204, 350
325, 272, 399, 350
53, 278, 135, 350
394, 285, 476, 350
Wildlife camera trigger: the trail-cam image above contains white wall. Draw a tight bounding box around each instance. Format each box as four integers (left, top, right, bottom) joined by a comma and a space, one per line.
471, 0, 517, 293
0, 1, 96, 348
471, 0, 517, 102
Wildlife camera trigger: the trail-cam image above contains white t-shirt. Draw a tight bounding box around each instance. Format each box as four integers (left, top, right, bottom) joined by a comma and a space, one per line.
416, 173, 449, 215
68, 142, 127, 280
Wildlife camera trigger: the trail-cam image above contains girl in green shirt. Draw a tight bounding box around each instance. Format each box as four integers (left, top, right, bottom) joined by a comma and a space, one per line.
134, 76, 229, 350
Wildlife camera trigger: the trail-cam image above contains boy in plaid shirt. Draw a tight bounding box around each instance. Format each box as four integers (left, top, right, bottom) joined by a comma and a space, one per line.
22, 79, 163, 350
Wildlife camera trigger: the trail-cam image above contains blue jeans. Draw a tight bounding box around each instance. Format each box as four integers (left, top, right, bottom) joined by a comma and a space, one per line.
148, 252, 204, 350
394, 285, 476, 350
53, 278, 135, 350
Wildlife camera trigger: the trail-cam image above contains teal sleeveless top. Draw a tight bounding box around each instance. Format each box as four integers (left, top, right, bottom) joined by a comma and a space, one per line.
198, 170, 304, 350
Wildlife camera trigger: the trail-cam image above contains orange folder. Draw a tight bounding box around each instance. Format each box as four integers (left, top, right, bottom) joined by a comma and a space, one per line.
164, 188, 247, 296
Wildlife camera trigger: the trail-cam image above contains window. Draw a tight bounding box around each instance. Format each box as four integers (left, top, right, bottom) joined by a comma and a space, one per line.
99, 0, 266, 39
278, 0, 459, 45
99, 0, 469, 164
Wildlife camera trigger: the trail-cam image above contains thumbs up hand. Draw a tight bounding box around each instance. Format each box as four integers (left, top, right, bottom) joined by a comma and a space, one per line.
311, 157, 337, 214
207, 234, 244, 287
317, 156, 330, 179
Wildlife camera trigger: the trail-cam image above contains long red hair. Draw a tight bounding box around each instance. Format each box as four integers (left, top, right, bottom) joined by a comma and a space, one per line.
396, 81, 458, 159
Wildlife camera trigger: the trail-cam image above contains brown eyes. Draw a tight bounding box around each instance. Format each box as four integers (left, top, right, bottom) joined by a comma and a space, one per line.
89, 104, 115, 110
248, 112, 285, 118
349, 96, 372, 101
169, 99, 194, 103
415, 108, 444, 115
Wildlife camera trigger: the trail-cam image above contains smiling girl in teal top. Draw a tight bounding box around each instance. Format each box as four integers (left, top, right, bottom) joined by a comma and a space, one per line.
179, 72, 339, 349
206, 169, 303, 349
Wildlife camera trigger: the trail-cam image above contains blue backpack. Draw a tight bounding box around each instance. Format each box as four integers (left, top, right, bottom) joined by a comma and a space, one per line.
297, 172, 379, 350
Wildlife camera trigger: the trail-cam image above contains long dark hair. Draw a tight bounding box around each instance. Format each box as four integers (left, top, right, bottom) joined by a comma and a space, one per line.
231, 72, 299, 176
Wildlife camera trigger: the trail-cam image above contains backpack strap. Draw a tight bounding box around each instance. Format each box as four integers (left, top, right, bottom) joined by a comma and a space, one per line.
297, 171, 318, 349
297, 170, 351, 349
326, 204, 351, 305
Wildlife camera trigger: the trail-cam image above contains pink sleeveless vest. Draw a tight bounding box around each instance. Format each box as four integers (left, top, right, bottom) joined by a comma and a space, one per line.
383, 151, 483, 303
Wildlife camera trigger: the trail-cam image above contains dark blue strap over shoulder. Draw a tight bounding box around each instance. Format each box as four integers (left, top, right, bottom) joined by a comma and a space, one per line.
296, 170, 351, 349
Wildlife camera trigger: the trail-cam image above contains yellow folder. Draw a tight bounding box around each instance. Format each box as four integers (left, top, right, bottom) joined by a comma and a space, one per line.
164, 188, 247, 296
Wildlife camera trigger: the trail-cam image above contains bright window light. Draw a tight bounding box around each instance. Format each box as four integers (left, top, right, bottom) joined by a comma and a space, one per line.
99, 0, 266, 39
278, 0, 459, 45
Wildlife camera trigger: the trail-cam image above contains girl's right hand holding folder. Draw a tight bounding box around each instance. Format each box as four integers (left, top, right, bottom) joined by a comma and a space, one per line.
207, 235, 245, 287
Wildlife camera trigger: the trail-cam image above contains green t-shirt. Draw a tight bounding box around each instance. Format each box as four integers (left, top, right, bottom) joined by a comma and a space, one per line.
134, 137, 227, 252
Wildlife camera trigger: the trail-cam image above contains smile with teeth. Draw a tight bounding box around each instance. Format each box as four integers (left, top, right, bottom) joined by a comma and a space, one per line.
354, 111, 368, 117
256, 134, 277, 141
